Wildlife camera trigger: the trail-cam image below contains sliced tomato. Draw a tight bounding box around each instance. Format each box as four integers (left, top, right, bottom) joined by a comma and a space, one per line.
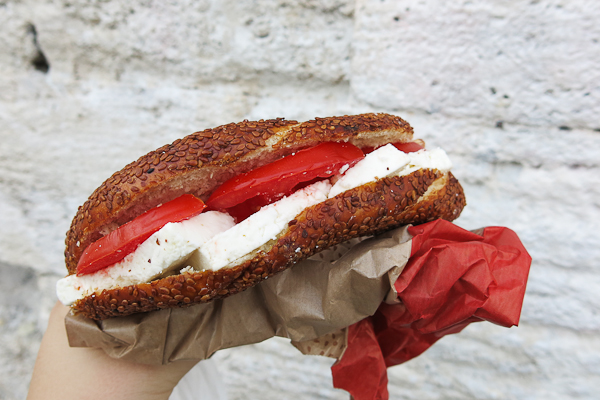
206, 142, 364, 220
76, 194, 207, 276
362, 141, 424, 154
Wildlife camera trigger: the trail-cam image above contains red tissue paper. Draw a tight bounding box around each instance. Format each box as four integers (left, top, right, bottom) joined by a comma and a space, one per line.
331, 219, 532, 400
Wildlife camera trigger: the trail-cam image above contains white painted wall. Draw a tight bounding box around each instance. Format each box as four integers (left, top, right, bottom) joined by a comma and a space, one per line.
1, 0, 599, 399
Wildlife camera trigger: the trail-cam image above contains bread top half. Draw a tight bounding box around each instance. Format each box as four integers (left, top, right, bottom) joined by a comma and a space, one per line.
64, 113, 414, 275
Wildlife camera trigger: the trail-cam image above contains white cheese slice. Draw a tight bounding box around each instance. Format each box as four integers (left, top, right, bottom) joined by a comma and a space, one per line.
189, 179, 332, 271
56, 211, 235, 306
328, 144, 452, 198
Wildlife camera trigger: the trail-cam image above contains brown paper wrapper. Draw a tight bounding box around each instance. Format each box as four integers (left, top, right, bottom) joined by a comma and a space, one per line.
66, 226, 414, 365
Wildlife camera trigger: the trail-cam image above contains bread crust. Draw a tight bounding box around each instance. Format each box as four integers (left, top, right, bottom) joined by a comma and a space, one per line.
72, 170, 466, 320
64, 113, 467, 319
65, 113, 413, 275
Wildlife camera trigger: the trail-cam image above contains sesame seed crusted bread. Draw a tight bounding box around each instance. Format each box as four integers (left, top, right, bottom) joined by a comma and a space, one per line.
65, 113, 413, 275
64, 113, 466, 319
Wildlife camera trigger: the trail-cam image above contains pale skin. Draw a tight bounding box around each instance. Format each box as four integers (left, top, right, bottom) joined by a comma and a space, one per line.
27, 302, 197, 400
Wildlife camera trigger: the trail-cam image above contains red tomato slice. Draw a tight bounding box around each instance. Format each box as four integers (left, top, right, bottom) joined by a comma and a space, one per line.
362, 141, 424, 154
76, 194, 207, 276
206, 142, 364, 220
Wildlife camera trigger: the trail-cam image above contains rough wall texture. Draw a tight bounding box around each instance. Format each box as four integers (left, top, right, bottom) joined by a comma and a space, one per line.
1, 0, 599, 399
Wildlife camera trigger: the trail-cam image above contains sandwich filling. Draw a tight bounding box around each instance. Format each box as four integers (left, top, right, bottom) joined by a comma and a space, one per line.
57, 144, 452, 306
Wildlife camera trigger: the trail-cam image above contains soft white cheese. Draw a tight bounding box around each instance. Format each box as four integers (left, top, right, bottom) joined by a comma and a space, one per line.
56, 211, 235, 306
190, 179, 332, 271
328, 144, 452, 198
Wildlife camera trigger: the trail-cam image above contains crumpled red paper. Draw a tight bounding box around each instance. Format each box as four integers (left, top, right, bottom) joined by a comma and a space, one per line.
331, 219, 532, 400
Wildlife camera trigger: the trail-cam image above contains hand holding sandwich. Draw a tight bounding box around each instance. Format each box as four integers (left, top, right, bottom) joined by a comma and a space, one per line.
37, 113, 532, 400
27, 302, 196, 400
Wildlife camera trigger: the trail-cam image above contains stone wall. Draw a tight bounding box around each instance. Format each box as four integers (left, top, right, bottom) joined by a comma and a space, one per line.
1, 0, 599, 399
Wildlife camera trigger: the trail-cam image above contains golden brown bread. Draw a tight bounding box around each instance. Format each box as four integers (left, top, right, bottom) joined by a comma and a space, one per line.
65, 113, 413, 275
64, 113, 466, 319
